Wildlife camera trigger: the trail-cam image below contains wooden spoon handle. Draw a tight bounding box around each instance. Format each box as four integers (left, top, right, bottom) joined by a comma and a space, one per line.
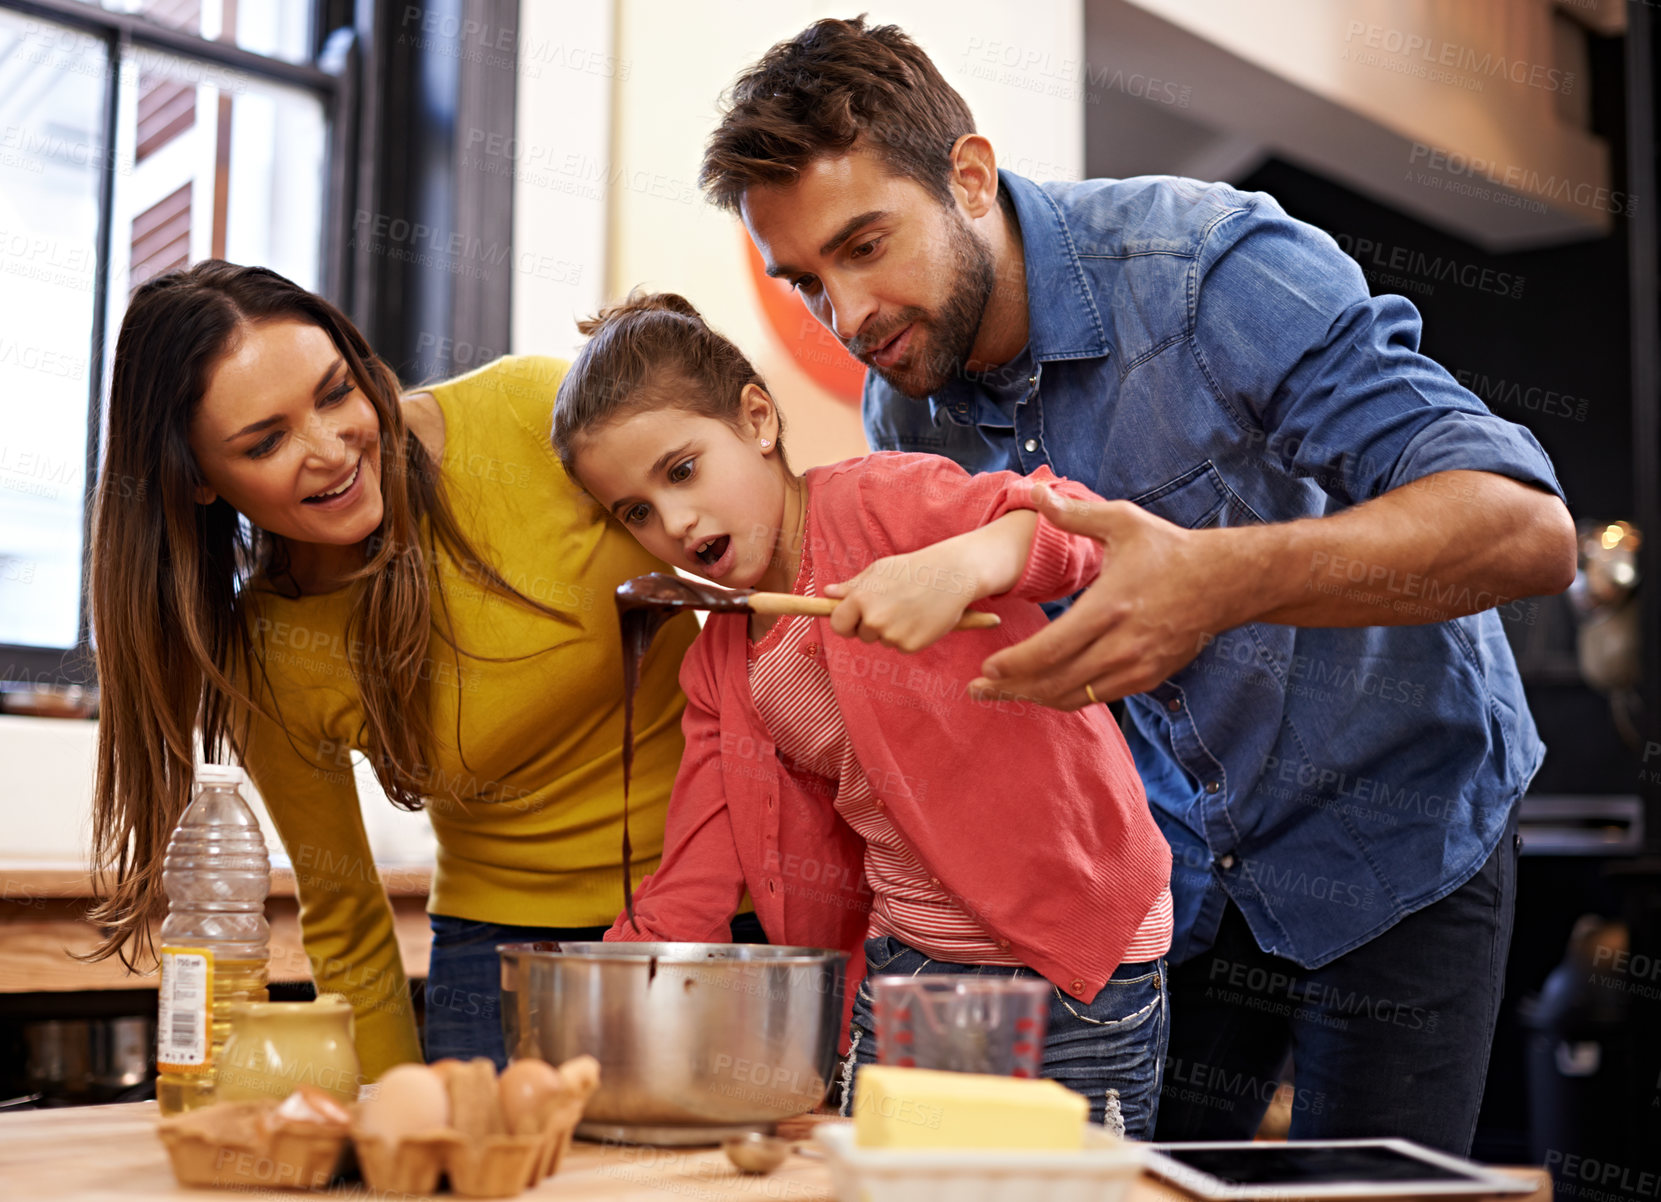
746, 592, 1001, 630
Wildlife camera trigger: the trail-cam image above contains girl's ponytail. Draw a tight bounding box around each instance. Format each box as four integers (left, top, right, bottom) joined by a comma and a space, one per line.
575, 290, 700, 336
552, 288, 778, 476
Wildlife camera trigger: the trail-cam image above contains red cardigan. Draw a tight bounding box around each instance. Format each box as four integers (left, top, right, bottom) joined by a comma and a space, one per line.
607, 453, 1171, 1023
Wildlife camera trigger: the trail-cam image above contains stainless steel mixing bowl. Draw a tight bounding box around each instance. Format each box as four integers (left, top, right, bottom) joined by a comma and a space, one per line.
498, 941, 847, 1145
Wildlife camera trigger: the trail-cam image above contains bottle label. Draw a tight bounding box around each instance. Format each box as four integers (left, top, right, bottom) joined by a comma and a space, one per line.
157, 947, 214, 1070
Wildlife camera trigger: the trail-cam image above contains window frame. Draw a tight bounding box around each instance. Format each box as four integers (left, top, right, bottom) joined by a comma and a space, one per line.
0, 0, 355, 688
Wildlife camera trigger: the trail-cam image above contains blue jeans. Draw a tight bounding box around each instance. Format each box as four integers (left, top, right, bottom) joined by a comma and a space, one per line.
1153, 811, 1520, 1154
838, 935, 1169, 1137
423, 912, 768, 1067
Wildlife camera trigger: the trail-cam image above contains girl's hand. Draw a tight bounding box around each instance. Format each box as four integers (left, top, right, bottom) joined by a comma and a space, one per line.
824, 511, 1041, 652
823, 547, 978, 652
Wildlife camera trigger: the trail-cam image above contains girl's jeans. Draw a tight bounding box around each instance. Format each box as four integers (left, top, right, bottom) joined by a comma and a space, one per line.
838, 934, 1168, 1138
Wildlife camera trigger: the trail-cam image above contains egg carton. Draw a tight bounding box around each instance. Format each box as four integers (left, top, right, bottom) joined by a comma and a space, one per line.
353, 1130, 546, 1198
351, 1055, 597, 1198
814, 1120, 1148, 1202
157, 1101, 350, 1191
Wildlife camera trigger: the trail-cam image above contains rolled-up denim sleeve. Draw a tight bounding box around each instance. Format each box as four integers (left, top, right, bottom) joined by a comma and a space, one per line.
1188, 199, 1565, 506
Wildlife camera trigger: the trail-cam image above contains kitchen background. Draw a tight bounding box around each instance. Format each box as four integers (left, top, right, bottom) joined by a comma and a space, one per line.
0, 0, 1656, 1193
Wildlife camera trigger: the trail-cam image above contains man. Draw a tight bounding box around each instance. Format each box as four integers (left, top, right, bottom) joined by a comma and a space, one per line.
700, 17, 1576, 1152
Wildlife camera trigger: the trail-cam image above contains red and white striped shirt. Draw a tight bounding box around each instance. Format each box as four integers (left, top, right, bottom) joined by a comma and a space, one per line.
747, 543, 1171, 968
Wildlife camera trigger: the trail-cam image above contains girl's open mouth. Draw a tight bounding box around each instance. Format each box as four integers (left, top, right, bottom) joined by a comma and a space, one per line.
694, 534, 730, 568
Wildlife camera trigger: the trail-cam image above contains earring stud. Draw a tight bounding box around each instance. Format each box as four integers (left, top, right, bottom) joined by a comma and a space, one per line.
760, 439, 771, 448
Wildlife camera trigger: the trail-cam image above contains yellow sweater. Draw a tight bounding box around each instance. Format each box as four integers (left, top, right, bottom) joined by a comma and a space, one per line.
238, 356, 695, 1079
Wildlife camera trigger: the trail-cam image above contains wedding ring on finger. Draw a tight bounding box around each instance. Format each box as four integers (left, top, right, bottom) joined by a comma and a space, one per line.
1084, 682, 1101, 706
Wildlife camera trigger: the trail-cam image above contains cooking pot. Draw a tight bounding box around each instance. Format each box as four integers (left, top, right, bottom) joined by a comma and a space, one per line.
499, 941, 846, 1145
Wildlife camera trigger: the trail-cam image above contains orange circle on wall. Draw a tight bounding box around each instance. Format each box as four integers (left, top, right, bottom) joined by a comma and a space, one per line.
745, 237, 867, 406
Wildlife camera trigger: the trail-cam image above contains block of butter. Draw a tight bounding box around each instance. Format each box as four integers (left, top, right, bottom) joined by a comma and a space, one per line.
852, 1066, 1087, 1150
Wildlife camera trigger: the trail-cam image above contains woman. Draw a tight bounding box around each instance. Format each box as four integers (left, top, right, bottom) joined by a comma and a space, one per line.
85, 260, 699, 1077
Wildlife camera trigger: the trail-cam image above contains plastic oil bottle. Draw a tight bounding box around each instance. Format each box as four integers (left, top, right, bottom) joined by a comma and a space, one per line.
155, 764, 271, 1115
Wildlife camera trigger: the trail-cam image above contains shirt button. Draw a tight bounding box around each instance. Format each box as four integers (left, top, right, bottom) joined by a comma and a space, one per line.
1166, 698, 1182, 712
1027, 374, 1039, 386
874, 798, 886, 809
1218, 854, 1236, 870
928, 876, 940, 887
1023, 438, 1039, 453
1069, 977, 1086, 993
802, 642, 819, 655
1205, 780, 1222, 795
997, 938, 1011, 949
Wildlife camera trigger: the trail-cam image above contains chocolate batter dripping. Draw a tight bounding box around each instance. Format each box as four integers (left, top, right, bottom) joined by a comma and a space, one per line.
616, 574, 755, 933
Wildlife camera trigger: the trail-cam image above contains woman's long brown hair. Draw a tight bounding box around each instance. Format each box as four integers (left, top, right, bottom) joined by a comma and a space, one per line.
86, 260, 563, 969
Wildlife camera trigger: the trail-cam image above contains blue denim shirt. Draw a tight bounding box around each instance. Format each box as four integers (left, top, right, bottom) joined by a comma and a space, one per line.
863, 170, 1564, 969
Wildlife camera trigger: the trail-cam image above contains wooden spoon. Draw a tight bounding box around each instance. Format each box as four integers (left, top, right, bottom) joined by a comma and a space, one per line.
616, 573, 1000, 629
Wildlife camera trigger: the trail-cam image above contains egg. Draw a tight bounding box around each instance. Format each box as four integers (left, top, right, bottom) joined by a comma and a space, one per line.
274, 1084, 352, 1128
356, 1064, 450, 1141
498, 1057, 563, 1136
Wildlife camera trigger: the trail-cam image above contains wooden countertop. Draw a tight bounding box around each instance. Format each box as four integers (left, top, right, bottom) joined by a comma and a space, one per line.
0, 862, 433, 899
0, 864, 435, 993
0, 1102, 1553, 1202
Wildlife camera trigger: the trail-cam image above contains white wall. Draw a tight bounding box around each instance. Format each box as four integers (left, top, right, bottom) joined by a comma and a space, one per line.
0, 715, 433, 870
0, 715, 98, 861
507, 0, 614, 361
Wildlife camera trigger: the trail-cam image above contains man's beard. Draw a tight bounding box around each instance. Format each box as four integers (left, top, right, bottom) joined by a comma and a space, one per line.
855, 210, 997, 399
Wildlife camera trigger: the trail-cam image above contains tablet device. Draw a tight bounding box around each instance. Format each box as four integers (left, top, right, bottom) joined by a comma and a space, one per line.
1145, 1139, 1540, 1199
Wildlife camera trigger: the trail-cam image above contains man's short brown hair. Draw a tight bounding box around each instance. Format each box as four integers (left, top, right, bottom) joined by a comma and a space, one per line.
700, 15, 975, 214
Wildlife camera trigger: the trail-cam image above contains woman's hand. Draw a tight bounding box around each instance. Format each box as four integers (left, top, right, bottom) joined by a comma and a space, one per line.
823, 513, 1038, 652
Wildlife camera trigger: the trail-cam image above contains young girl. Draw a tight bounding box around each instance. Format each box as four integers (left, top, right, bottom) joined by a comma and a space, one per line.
553, 292, 1173, 1136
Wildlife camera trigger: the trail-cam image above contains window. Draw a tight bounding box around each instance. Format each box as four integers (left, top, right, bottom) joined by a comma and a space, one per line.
0, 0, 348, 684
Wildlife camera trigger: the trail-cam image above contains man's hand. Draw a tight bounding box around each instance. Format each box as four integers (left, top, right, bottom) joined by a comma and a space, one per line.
969, 471, 1576, 711
969, 486, 1234, 709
